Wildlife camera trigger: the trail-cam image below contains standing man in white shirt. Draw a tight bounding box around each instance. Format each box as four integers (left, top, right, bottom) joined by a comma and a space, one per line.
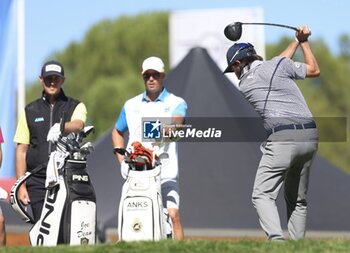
112, 56, 187, 240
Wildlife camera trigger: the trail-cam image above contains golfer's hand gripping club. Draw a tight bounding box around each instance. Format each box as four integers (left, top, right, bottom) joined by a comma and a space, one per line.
295, 25, 312, 43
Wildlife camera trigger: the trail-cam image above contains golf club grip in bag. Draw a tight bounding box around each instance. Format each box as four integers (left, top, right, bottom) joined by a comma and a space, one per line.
29, 160, 96, 246
118, 166, 168, 241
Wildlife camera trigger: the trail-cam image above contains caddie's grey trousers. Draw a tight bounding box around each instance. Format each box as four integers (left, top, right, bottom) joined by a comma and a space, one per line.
252, 128, 318, 240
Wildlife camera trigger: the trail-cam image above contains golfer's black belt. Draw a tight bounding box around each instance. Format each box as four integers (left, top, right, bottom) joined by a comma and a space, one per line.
267, 121, 316, 136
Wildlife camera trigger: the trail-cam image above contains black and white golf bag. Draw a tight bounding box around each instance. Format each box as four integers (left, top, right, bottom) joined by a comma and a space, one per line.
10, 126, 96, 246
115, 147, 173, 241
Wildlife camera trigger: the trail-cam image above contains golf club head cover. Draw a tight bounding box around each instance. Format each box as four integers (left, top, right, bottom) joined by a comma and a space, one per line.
130, 141, 153, 168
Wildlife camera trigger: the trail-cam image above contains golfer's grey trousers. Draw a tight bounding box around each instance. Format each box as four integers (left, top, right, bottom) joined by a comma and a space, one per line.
252, 128, 318, 240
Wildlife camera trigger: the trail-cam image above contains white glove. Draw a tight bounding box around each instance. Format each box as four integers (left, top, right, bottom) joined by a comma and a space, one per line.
47, 123, 61, 143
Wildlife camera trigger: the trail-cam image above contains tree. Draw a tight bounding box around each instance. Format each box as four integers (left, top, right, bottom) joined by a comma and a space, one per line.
339, 34, 350, 61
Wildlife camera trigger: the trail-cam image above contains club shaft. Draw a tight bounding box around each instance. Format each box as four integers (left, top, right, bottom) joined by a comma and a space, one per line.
241, 22, 298, 32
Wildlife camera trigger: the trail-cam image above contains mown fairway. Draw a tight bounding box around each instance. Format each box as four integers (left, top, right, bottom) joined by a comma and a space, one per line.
2, 239, 350, 253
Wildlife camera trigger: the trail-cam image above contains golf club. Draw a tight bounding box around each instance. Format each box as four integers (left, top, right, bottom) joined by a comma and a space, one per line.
224, 22, 299, 41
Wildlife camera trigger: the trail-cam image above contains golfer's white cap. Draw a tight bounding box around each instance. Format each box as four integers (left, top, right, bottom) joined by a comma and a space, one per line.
142, 56, 165, 74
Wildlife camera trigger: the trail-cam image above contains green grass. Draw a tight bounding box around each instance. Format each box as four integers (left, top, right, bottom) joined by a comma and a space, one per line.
2, 239, 350, 253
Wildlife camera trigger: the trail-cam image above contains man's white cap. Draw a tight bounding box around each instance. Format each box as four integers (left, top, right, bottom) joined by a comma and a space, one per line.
142, 56, 165, 74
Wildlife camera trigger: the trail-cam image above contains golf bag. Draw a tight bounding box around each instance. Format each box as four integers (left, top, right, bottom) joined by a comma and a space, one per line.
10, 126, 96, 246
114, 144, 173, 241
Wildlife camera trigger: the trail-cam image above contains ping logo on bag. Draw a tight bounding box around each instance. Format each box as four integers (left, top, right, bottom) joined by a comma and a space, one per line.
36, 189, 59, 245
72, 174, 89, 182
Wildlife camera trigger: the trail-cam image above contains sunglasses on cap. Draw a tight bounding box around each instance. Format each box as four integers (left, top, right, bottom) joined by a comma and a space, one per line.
142, 72, 161, 81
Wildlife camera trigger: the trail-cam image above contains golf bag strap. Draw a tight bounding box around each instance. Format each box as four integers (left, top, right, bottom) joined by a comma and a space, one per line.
10, 164, 46, 224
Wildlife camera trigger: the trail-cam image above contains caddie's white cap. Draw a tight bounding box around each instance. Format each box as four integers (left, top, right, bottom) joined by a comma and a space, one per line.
142, 56, 165, 74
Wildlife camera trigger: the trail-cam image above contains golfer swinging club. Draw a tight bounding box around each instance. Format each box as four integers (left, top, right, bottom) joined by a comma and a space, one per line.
224, 25, 320, 240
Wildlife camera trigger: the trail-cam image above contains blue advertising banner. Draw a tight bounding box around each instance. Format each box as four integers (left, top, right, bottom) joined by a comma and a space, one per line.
0, 0, 17, 178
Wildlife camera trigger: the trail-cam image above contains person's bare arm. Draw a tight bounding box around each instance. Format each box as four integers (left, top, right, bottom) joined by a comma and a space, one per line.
279, 25, 320, 77
64, 119, 84, 134
15, 143, 30, 205
299, 41, 320, 77
15, 144, 28, 178
172, 114, 185, 126
112, 128, 125, 163
279, 25, 312, 59
279, 40, 299, 59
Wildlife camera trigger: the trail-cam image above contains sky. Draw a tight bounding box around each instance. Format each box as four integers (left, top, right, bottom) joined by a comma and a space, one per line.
24, 0, 349, 84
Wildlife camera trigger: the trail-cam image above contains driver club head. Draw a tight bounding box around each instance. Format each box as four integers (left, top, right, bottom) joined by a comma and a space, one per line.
224, 22, 242, 41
